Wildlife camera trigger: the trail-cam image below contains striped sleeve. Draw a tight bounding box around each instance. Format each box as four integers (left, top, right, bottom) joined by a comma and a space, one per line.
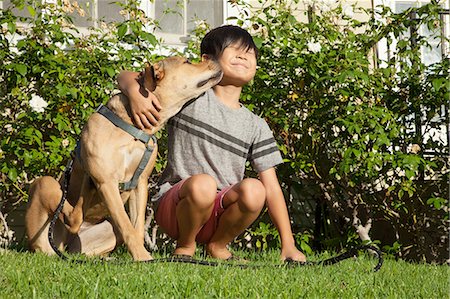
249, 118, 283, 172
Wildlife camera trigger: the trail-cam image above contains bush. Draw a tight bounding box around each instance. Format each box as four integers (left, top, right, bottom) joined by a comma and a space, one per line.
0, 0, 165, 201
235, 0, 448, 262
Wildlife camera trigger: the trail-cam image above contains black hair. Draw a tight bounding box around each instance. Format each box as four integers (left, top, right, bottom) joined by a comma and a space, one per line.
200, 25, 258, 60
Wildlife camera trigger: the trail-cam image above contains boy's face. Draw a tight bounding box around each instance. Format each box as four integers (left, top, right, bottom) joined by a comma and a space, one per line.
204, 42, 257, 87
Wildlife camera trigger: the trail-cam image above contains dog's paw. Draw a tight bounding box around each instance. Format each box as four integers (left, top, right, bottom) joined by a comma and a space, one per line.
132, 249, 153, 261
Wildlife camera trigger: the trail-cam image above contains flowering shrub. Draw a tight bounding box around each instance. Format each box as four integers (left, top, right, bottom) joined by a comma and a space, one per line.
234, 0, 448, 262
0, 0, 164, 201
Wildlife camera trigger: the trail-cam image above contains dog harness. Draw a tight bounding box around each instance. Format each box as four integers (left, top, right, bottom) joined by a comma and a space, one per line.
96, 104, 157, 191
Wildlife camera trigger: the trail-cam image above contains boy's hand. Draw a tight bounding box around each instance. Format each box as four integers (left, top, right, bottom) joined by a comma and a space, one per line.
129, 90, 162, 130
118, 70, 162, 129
281, 246, 306, 262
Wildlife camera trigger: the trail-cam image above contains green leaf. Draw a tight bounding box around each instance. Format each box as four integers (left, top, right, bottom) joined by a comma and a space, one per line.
432, 78, 444, 91
117, 23, 128, 38
15, 64, 27, 76
27, 5, 36, 17
7, 21, 16, 34
141, 32, 158, 46
106, 67, 116, 78
253, 36, 263, 49
8, 167, 18, 181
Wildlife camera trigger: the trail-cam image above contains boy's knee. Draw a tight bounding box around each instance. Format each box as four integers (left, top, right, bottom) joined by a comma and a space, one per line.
237, 178, 265, 212
181, 174, 217, 207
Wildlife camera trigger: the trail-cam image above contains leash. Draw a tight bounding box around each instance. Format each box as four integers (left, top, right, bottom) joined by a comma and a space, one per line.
144, 245, 383, 272
285, 245, 383, 272
48, 180, 383, 272
48, 158, 73, 260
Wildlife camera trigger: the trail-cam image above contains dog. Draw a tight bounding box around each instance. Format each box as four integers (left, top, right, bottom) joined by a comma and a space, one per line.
25, 57, 223, 261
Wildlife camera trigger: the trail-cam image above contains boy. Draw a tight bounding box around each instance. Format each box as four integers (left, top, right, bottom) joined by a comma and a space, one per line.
118, 25, 306, 262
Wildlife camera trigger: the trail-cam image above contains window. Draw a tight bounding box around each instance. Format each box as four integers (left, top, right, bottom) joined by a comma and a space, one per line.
69, 0, 126, 28
0, 0, 126, 28
374, 0, 449, 157
375, 0, 450, 65
1, 0, 227, 45
149, 0, 224, 44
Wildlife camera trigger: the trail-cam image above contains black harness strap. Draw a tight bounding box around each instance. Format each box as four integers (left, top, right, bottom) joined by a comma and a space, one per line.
96, 104, 157, 191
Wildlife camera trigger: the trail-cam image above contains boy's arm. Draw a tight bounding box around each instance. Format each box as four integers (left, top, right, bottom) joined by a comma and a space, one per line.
259, 167, 306, 262
117, 70, 161, 129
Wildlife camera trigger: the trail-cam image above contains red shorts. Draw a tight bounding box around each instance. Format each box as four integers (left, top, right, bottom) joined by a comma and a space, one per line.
155, 180, 233, 244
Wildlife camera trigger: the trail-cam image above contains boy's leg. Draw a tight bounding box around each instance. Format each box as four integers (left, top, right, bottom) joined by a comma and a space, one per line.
206, 178, 266, 259
174, 174, 217, 256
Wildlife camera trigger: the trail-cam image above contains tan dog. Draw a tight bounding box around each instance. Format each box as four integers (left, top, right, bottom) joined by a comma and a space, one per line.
25, 57, 222, 261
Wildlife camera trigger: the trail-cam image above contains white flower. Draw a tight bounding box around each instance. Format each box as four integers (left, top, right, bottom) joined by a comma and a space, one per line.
194, 19, 208, 30
1, 108, 11, 117
5, 124, 13, 132
119, 42, 134, 51
342, 5, 354, 18
331, 125, 340, 137
408, 144, 421, 154
29, 94, 48, 113
307, 41, 322, 53
62, 139, 70, 148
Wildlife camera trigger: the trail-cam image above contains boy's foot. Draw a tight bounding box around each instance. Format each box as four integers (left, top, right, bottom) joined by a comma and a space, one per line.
205, 243, 232, 260
173, 245, 196, 257
205, 243, 247, 261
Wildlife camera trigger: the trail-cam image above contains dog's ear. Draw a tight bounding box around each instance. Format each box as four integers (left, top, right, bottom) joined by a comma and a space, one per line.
142, 63, 157, 92
152, 61, 165, 81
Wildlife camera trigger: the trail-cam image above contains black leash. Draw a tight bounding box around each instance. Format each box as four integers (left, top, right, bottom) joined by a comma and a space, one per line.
48, 159, 73, 260
285, 245, 383, 272
48, 171, 383, 272
144, 245, 383, 272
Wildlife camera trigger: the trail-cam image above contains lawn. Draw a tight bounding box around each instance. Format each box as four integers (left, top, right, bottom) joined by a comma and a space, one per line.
0, 249, 448, 298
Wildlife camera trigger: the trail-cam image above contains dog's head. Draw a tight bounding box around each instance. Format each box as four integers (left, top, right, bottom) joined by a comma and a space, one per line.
140, 56, 222, 120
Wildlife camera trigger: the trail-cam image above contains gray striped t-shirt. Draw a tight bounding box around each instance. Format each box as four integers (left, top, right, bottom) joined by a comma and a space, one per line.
157, 88, 283, 194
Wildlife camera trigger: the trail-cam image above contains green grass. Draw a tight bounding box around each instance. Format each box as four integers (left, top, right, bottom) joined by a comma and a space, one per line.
0, 249, 448, 298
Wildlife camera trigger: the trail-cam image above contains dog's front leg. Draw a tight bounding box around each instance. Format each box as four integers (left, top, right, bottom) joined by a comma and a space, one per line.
96, 182, 152, 261
128, 179, 148, 241
64, 175, 93, 234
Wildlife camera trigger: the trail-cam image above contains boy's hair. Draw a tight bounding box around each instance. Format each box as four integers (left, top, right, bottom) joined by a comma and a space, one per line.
200, 25, 258, 60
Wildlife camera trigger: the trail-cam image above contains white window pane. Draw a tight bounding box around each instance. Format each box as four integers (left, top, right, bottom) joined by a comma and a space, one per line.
155, 0, 184, 34
71, 0, 93, 27
186, 0, 222, 32
395, 2, 415, 13
155, 0, 223, 35
422, 45, 442, 65
98, 0, 125, 23
2, 0, 38, 19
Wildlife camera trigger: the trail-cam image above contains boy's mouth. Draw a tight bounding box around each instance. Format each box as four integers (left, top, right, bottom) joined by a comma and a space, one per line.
232, 62, 249, 69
